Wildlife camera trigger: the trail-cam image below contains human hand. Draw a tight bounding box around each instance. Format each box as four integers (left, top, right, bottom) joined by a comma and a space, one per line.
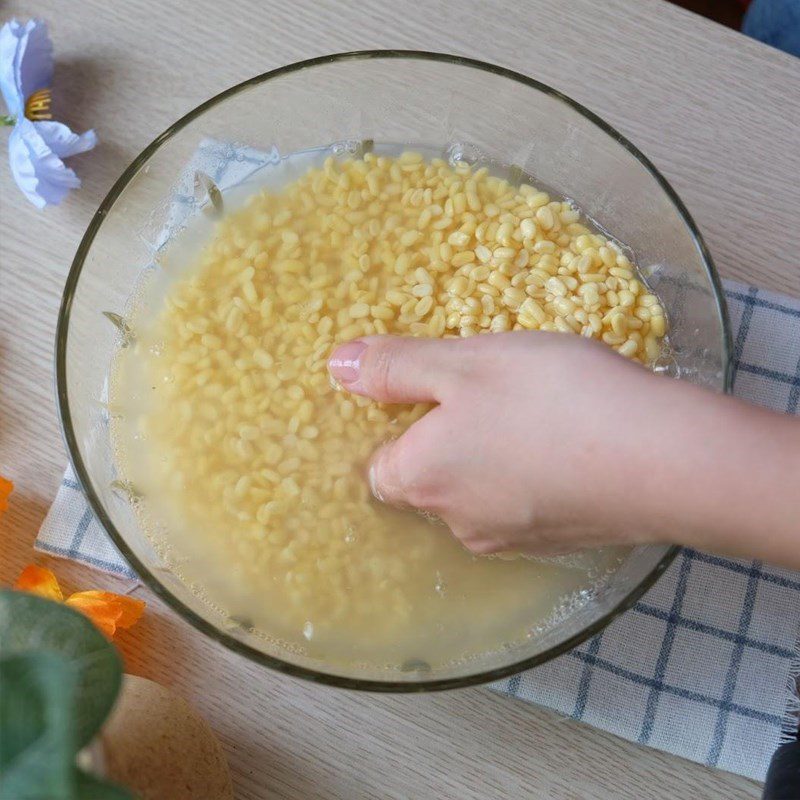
328, 332, 674, 556
328, 332, 800, 566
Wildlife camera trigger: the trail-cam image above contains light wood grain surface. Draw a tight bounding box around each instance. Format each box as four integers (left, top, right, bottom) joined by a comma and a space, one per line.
2, 0, 798, 797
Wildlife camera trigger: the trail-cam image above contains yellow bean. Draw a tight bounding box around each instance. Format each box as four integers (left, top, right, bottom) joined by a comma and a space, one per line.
120, 149, 668, 638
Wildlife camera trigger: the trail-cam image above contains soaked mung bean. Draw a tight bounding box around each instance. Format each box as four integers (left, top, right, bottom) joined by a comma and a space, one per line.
111, 151, 666, 668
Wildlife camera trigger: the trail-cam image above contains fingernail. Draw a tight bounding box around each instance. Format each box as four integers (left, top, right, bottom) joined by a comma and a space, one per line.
328, 340, 367, 386
368, 460, 384, 502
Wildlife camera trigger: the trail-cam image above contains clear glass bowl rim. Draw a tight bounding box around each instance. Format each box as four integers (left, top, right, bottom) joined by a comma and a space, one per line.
55, 50, 733, 692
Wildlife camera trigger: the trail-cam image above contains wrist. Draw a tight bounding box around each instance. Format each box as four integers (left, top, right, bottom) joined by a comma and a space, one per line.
636, 383, 800, 567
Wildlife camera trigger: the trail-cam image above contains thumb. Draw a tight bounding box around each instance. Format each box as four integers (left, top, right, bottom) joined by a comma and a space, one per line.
328, 335, 459, 403
367, 415, 439, 510
368, 440, 410, 508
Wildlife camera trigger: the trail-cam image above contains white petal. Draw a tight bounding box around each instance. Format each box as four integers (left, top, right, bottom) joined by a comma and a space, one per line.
17, 20, 53, 104
0, 20, 27, 116
9, 118, 81, 208
35, 121, 97, 158
0, 19, 53, 117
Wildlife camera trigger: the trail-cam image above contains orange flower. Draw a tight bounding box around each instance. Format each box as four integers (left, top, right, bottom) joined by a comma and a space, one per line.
0, 475, 13, 514
14, 564, 145, 639
15, 563, 63, 601
66, 591, 145, 639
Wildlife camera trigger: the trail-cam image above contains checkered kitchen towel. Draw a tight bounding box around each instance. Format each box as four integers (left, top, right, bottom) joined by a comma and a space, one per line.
35, 142, 800, 781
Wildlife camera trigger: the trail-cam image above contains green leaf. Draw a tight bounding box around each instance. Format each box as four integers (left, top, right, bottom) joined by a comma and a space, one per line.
0, 591, 124, 798
0, 590, 122, 748
74, 768, 134, 800
0, 652, 76, 799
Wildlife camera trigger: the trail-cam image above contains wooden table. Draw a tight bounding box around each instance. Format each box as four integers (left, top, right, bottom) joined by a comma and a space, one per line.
2, 1, 798, 796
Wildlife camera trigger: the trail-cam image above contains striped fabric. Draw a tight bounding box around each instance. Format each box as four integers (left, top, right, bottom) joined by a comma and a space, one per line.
490, 283, 800, 779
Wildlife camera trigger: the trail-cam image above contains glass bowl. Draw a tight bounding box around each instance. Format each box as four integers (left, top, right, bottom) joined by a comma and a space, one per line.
56, 51, 731, 691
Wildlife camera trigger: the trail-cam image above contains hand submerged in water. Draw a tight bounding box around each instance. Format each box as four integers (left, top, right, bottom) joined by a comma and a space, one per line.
329, 332, 800, 568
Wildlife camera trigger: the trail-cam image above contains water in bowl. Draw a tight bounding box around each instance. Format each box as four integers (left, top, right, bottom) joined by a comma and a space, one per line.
109, 142, 664, 669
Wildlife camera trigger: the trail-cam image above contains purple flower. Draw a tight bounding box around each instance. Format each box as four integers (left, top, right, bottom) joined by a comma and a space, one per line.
1, 19, 96, 208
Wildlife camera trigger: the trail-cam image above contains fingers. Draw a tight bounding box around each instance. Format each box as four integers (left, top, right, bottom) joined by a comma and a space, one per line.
367, 435, 430, 510
367, 411, 443, 510
328, 335, 460, 403
368, 441, 408, 507
369, 441, 516, 557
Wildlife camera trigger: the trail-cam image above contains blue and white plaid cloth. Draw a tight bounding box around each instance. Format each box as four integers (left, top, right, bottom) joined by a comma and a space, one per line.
35, 142, 800, 782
